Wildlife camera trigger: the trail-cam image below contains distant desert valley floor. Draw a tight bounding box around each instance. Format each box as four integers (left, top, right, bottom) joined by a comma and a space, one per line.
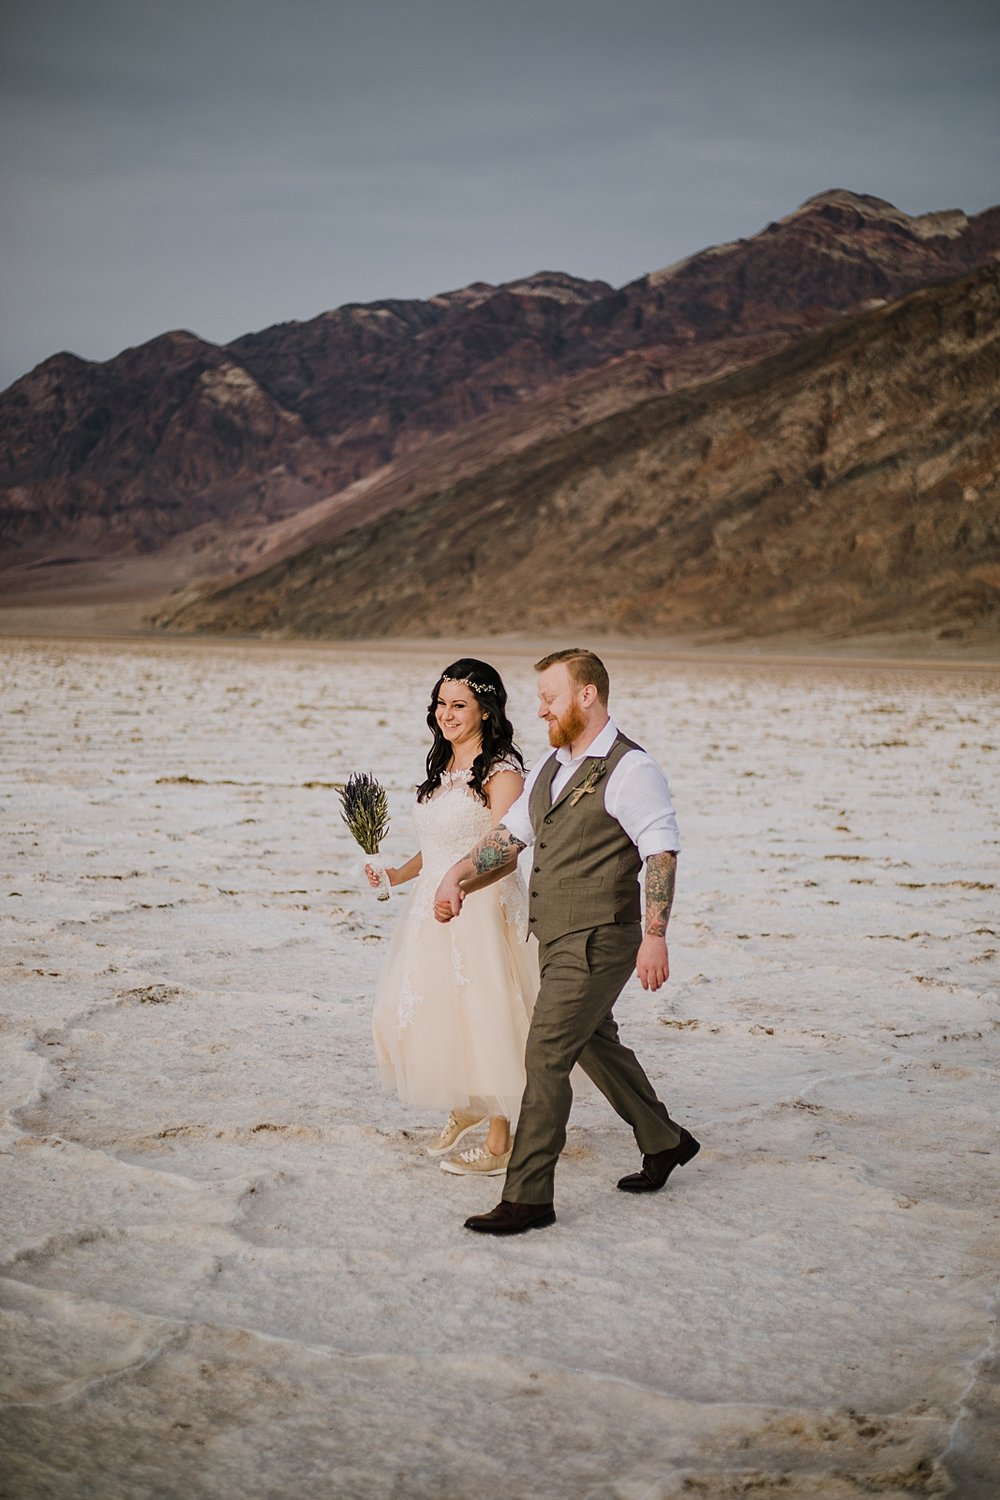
1, 602, 1000, 669
2, 636, 998, 1497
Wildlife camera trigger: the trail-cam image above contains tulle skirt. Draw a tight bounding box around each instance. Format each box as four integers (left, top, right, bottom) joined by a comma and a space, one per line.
372, 874, 539, 1121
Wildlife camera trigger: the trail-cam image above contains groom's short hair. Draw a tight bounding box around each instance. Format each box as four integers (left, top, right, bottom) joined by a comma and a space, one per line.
535, 648, 610, 706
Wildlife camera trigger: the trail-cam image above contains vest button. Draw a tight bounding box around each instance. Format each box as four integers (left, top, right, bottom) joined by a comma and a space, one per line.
529, 915, 536, 923
539, 842, 547, 849
531, 890, 538, 898
533, 866, 541, 874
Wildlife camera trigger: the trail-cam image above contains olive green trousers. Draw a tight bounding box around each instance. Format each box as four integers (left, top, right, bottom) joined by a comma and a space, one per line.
503, 922, 681, 1206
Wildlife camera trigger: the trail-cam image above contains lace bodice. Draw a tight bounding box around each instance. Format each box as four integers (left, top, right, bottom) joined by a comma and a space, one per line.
408, 760, 527, 932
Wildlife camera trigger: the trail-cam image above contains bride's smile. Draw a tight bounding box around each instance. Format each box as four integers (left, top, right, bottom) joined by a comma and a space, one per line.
435, 683, 486, 756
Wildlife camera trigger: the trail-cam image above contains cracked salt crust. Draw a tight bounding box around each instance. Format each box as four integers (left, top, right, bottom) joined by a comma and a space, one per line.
0, 639, 997, 1497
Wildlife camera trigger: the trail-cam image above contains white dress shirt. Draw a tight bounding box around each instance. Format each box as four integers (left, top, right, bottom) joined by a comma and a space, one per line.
502, 719, 680, 860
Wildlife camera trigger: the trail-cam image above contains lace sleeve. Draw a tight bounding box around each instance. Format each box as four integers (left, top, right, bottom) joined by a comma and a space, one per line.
484, 757, 525, 782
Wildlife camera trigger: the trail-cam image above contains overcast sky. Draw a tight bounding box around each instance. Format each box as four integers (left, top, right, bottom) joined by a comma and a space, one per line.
1, 0, 997, 390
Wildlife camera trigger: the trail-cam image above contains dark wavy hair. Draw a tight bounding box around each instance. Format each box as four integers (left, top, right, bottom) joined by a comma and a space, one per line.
417, 658, 525, 804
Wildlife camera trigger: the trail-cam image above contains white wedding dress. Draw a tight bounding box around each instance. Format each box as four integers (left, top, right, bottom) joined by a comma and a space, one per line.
372, 763, 539, 1120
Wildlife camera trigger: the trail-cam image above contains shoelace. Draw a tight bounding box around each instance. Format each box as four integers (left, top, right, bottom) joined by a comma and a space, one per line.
458, 1145, 507, 1163
438, 1111, 484, 1141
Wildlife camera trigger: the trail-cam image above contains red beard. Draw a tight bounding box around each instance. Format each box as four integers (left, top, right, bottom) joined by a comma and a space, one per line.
547, 702, 588, 749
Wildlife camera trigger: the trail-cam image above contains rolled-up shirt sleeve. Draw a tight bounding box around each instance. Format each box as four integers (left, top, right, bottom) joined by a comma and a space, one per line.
605, 752, 680, 860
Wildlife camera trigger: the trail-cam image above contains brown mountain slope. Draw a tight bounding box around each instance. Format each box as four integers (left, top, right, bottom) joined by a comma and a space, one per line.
3, 190, 998, 584
159, 263, 1000, 644
184, 326, 797, 591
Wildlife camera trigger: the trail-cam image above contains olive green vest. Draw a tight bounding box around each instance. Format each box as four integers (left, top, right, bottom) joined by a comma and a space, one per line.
526, 732, 643, 944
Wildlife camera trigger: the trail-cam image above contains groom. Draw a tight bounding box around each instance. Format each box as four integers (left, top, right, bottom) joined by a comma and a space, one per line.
434, 648, 699, 1235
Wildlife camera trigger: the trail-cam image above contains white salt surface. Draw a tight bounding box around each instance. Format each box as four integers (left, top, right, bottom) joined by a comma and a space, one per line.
1, 638, 997, 1499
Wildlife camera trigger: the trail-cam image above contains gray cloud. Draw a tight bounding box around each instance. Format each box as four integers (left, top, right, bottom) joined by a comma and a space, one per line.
2, 0, 998, 389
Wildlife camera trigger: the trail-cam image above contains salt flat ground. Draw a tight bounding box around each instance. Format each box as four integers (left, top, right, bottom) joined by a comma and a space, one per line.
0, 638, 997, 1500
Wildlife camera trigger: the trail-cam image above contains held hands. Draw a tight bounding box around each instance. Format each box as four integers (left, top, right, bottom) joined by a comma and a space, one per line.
434, 871, 465, 922
636, 933, 670, 992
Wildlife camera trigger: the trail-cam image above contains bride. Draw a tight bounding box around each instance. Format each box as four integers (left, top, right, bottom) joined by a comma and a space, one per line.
369, 658, 538, 1176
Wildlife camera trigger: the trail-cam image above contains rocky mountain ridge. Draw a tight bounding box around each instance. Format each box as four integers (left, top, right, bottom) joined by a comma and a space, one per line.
2, 189, 998, 588
158, 262, 1000, 644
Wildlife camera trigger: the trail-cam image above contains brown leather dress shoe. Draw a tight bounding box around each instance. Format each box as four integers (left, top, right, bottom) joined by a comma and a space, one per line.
464, 1200, 556, 1235
617, 1128, 700, 1193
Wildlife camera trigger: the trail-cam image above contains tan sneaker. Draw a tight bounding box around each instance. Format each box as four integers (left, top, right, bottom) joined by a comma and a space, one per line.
426, 1111, 488, 1157
440, 1144, 513, 1177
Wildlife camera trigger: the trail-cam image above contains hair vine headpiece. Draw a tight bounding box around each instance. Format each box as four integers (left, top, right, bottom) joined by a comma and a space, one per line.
442, 674, 493, 696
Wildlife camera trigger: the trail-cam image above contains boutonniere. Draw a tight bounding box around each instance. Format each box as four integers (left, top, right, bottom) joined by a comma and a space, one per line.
569, 759, 608, 806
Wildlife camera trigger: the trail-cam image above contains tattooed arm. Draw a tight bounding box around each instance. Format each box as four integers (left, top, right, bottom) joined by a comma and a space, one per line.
644, 850, 677, 937
434, 825, 527, 921
636, 851, 677, 991
459, 767, 526, 895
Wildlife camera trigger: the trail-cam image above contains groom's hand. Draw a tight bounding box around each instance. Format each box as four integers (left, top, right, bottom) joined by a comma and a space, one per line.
637, 934, 670, 991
